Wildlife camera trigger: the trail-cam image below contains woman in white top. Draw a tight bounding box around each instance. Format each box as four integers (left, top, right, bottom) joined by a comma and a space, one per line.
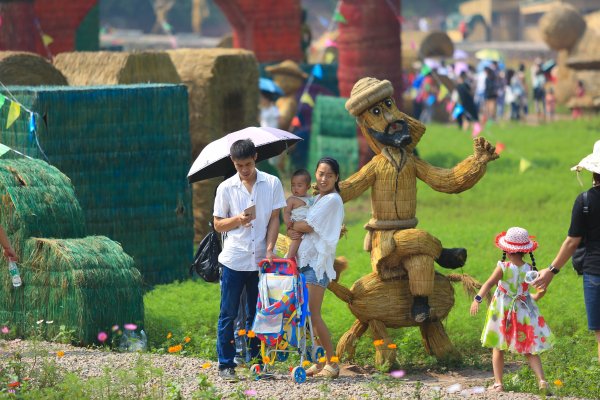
288, 157, 345, 378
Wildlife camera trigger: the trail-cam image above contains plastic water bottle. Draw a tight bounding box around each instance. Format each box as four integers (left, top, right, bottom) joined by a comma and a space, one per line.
524, 270, 539, 284
8, 260, 22, 287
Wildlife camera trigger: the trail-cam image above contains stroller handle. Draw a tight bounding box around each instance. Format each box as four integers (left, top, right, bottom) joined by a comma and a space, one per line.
259, 258, 299, 274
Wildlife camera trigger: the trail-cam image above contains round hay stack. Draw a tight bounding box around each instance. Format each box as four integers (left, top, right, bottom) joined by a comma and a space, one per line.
53, 51, 182, 85
419, 31, 454, 59
0, 52, 68, 86
539, 3, 586, 50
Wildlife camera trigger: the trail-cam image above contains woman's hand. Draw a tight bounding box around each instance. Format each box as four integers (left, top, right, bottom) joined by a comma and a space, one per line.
287, 227, 303, 240
469, 300, 480, 316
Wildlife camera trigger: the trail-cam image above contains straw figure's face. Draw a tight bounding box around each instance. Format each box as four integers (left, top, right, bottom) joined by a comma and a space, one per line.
357, 97, 424, 154
272, 74, 304, 96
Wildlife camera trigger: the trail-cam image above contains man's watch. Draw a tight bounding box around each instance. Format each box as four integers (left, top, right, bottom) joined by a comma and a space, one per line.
548, 265, 560, 274
474, 294, 483, 303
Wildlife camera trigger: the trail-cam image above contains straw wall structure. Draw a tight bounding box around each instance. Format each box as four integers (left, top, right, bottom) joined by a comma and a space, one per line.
0, 159, 86, 255
0, 84, 193, 285
419, 31, 454, 59
309, 95, 358, 179
53, 51, 181, 86
0, 236, 143, 344
167, 48, 259, 243
0, 52, 68, 86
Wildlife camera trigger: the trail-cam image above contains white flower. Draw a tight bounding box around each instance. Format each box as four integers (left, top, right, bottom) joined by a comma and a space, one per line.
45, 320, 54, 324
36, 319, 44, 325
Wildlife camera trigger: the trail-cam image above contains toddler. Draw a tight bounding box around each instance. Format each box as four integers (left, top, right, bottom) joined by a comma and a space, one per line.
470, 227, 553, 393
283, 169, 313, 259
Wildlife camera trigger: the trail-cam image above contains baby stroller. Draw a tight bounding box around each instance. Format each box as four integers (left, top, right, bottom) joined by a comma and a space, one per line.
250, 258, 324, 383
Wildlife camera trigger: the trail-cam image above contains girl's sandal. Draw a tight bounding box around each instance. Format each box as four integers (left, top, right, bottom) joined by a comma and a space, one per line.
305, 364, 323, 377
316, 364, 340, 379
488, 383, 503, 392
539, 380, 553, 396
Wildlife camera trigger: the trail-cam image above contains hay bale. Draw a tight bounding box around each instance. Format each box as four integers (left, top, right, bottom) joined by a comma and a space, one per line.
0, 52, 68, 86
0, 159, 86, 256
53, 51, 182, 85
419, 31, 454, 59
0, 85, 193, 285
566, 95, 595, 109
0, 236, 143, 344
167, 48, 259, 243
539, 3, 586, 50
567, 28, 600, 71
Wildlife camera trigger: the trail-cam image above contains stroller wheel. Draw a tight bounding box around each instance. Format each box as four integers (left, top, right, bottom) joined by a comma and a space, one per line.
277, 351, 289, 362
250, 363, 261, 380
291, 366, 306, 383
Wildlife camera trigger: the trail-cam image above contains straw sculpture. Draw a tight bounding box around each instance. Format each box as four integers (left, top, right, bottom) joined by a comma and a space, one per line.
0, 52, 68, 86
167, 48, 259, 243
53, 51, 182, 85
418, 31, 454, 59
0, 85, 193, 285
309, 95, 358, 179
0, 236, 143, 344
0, 159, 85, 256
265, 60, 307, 132
328, 77, 497, 366
539, 3, 585, 51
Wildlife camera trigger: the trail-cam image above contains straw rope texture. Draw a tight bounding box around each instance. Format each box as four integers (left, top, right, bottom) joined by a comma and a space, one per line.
167, 48, 259, 243
309, 95, 358, 179
53, 51, 182, 86
0, 84, 193, 285
0, 51, 68, 86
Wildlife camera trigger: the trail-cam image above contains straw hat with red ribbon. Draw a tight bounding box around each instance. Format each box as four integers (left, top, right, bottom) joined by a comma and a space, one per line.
495, 227, 538, 253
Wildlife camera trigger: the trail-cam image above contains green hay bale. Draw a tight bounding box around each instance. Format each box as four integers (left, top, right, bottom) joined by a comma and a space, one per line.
0, 236, 143, 344
0, 158, 86, 256
0, 84, 193, 285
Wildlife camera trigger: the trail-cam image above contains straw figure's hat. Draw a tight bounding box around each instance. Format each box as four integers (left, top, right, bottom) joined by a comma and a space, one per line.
265, 60, 308, 80
419, 31, 454, 59
572, 140, 600, 175
495, 227, 538, 254
539, 3, 586, 51
345, 77, 394, 117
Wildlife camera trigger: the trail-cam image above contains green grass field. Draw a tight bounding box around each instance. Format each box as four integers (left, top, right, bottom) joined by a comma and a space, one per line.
145, 117, 600, 397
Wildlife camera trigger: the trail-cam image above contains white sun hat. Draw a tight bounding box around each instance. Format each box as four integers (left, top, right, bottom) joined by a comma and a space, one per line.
571, 140, 600, 175
495, 227, 538, 254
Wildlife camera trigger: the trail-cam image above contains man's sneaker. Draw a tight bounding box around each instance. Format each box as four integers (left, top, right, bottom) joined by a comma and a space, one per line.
234, 355, 245, 366
218, 367, 237, 382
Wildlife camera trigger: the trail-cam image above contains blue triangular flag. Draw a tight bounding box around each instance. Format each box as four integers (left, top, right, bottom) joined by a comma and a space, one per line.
28, 113, 36, 142
451, 104, 464, 120
317, 15, 329, 28
312, 64, 323, 79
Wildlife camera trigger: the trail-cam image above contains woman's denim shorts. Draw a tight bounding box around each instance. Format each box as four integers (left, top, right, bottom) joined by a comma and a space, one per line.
583, 273, 600, 331
300, 265, 330, 288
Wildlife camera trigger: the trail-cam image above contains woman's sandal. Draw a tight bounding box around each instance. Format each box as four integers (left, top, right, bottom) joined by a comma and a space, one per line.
488, 382, 503, 392
316, 364, 340, 378
539, 380, 553, 396
305, 364, 323, 377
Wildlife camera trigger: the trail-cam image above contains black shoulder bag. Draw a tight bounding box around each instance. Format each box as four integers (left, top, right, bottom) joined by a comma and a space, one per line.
571, 191, 589, 275
190, 223, 222, 282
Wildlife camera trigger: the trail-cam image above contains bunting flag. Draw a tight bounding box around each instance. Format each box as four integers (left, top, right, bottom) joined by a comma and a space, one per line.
420, 65, 431, 75
42, 34, 53, 46
445, 100, 455, 114
29, 113, 36, 141
471, 122, 482, 137
437, 84, 448, 101
169, 36, 178, 49
6, 101, 21, 129
397, 15, 405, 24
333, 10, 347, 24
324, 52, 335, 64
0, 143, 10, 157
519, 158, 532, 173
0, 94, 5, 109
324, 38, 337, 48
162, 21, 173, 32
291, 116, 302, 128
494, 142, 505, 155
317, 15, 329, 28
300, 92, 315, 107
410, 40, 416, 50
312, 64, 323, 79
451, 104, 464, 120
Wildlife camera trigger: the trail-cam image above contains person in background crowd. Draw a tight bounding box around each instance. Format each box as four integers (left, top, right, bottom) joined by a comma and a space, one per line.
572, 80, 585, 119
545, 87, 556, 121
483, 67, 498, 122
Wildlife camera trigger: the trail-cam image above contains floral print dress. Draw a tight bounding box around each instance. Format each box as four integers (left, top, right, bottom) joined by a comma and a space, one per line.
481, 261, 553, 354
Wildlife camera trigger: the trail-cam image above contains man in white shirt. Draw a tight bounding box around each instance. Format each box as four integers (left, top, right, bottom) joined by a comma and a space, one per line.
213, 139, 286, 381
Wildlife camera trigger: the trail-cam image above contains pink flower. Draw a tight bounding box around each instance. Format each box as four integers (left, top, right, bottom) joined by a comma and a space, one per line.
244, 389, 257, 397
112, 325, 119, 332
1, 326, 9, 334
124, 323, 137, 331
97, 331, 108, 342
390, 370, 406, 378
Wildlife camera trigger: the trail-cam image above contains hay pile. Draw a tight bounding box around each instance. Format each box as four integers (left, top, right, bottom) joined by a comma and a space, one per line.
0, 52, 68, 86
567, 28, 600, 71
167, 48, 259, 243
0, 159, 85, 255
539, 3, 585, 50
53, 51, 182, 85
0, 85, 193, 285
1, 236, 143, 344
419, 31, 454, 59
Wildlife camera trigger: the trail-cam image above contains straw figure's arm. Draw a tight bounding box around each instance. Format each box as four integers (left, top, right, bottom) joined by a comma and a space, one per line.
276, 97, 298, 130
414, 137, 498, 194
338, 159, 377, 203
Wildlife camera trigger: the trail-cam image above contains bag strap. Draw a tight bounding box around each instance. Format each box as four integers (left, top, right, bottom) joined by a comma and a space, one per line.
582, 191, 590, 214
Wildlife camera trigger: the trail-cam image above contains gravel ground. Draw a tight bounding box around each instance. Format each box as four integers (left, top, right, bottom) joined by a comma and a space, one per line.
0, 340, 582, 399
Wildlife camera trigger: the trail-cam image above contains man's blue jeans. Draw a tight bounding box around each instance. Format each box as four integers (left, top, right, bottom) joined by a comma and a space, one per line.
217, 264, 260, 369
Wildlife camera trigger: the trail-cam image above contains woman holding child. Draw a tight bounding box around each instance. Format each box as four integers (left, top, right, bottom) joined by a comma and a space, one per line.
287, 157, 344, 378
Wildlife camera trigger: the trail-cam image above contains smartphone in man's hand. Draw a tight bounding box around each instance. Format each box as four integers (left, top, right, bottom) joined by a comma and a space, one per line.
243, 205, 256, 221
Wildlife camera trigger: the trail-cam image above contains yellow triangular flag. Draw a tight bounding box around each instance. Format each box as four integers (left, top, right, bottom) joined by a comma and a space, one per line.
42, 34, 53, 46
300, 92, 315, 107
437, 84, 448, 101
6, 101, 21, 129
324, 52, 335, 64
519, 158, 532, 173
